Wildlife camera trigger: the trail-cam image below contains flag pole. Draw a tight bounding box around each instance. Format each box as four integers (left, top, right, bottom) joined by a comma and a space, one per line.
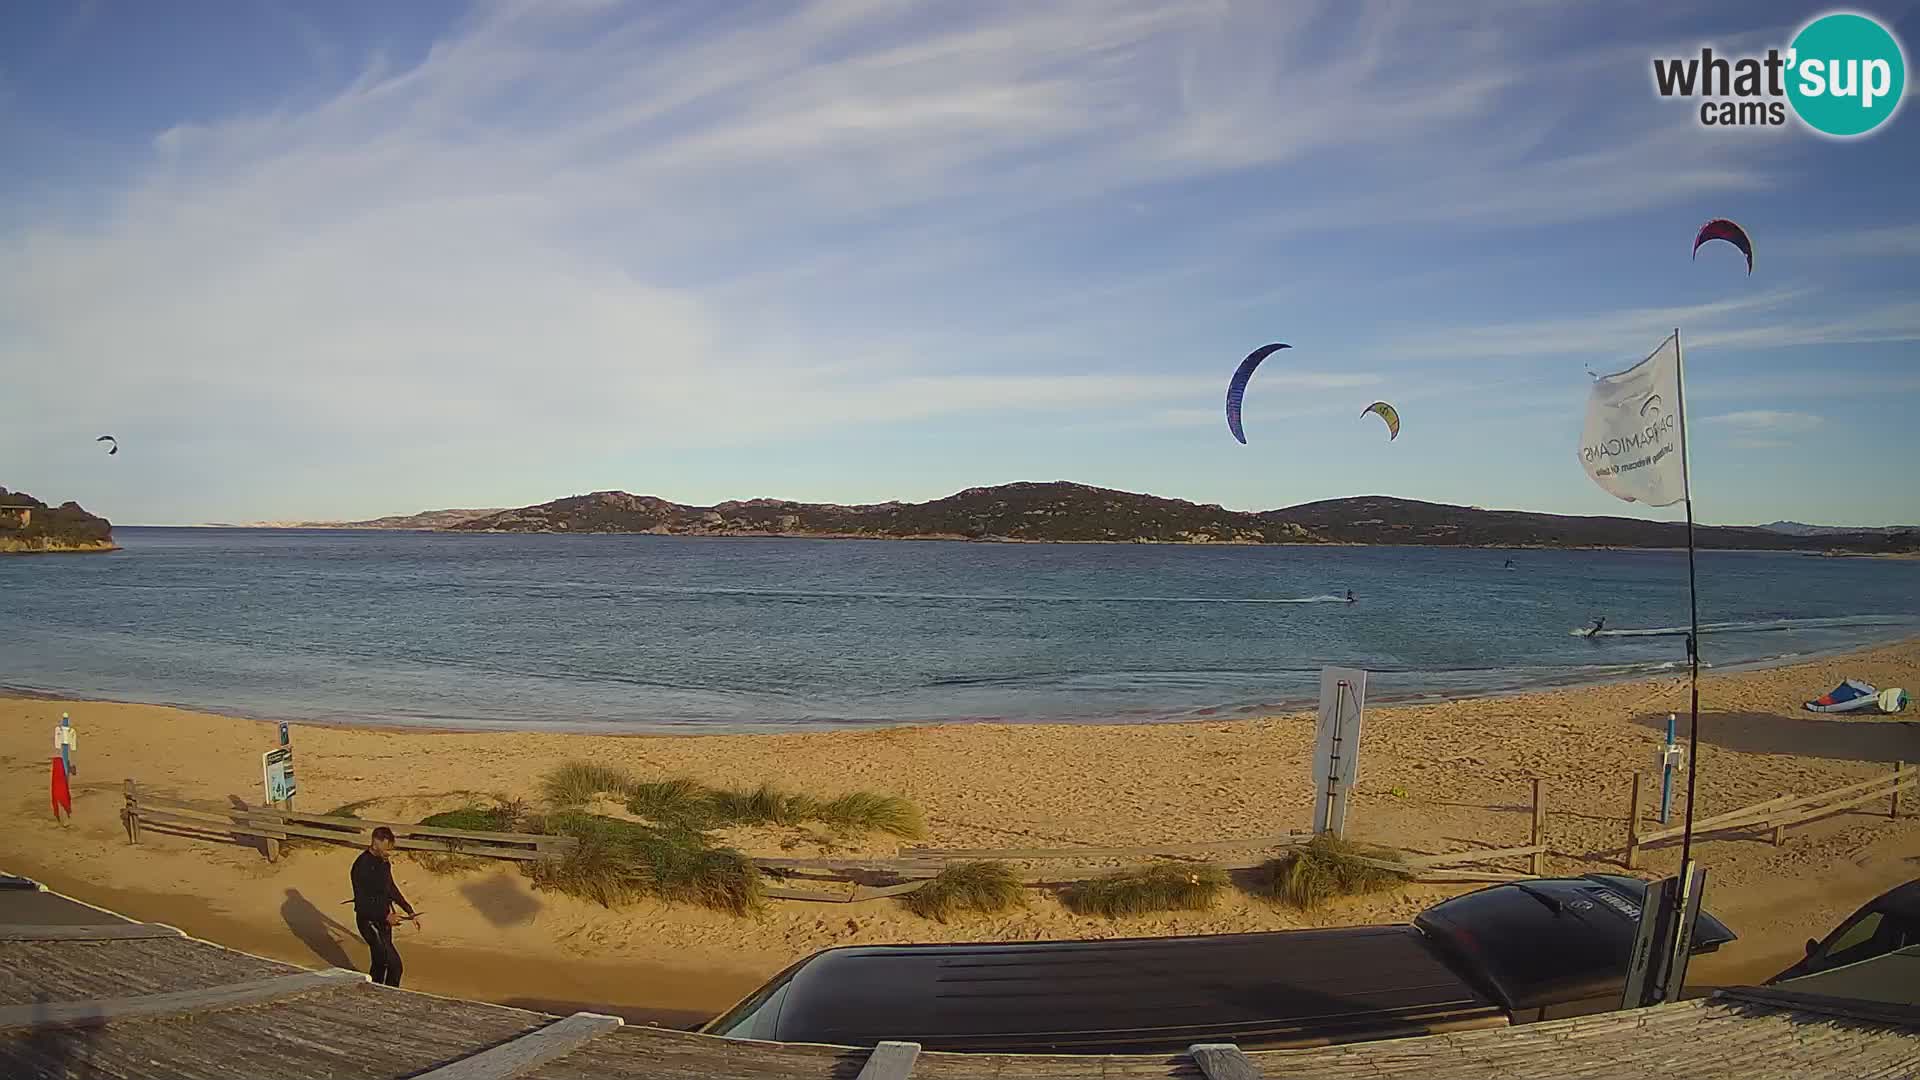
1673, 327, 1701, 873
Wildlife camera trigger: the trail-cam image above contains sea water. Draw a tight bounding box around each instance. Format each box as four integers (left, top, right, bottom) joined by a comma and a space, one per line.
2, 527, 1915, 733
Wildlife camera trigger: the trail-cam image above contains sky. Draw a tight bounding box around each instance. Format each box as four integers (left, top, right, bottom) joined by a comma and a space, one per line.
2, 1, 1917, 527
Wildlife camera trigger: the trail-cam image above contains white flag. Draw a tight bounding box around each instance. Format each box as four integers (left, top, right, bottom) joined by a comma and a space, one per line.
1578, 333, 1687, 507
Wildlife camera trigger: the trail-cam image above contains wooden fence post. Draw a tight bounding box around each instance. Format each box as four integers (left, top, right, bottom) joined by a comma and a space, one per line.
1894, 762, 1906, 820
123, 779, 141, 845
258, 798, 281, 865
1530, 779, 1546, 877
1626, 773, 1643, 870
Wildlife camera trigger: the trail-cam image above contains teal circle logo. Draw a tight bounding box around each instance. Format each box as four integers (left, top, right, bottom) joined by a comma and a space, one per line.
1786, 12, 1906, 137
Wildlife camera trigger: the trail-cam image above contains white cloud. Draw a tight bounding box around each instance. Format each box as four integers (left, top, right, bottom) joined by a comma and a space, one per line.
1799, 223, 1920, 259
1701, 410, 1823, 433
1387, 290, 1810, 362
0, 1, 1895, 521
1391, 290, 1920, 368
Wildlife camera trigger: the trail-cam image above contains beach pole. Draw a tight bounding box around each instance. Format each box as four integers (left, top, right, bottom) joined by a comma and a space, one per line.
1673, 327, 1702, 876
1659, 714, 1676, 824
1530, 780, 1546, 877
1626, 773, 1643, 869
1665, 326, 1705, 1004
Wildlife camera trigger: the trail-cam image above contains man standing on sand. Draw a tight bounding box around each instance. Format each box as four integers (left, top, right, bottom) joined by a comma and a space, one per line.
351, 827, 417, 987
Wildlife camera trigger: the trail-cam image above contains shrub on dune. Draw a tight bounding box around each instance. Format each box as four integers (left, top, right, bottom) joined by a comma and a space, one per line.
708, 782, 806, 827
532, 811, 765, 916
1259, 834, 1410, 910
625, 778, 714, 827
540, 761, 637, 807
903, 861, 1025, 922
1060, 862, 1227, 918
811, 792, 926, 840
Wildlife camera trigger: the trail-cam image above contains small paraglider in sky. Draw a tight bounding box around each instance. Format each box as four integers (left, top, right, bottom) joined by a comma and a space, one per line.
1692, 218, 1753, 274
1361, 401, 1400, 441
95, 435, 118, 456
1224, 343, 1290, 445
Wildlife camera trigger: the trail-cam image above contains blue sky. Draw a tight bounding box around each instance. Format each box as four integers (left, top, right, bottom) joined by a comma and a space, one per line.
3, 1, 1917, 526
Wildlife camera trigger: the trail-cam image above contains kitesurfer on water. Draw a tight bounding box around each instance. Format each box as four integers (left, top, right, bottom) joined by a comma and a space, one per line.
1590, 617, 1606, 636
1346, 589, 1354, 603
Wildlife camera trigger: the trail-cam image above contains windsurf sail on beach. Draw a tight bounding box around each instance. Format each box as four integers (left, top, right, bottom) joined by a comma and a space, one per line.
1805, 679, 1878, 713
1224, 343, 1290, 445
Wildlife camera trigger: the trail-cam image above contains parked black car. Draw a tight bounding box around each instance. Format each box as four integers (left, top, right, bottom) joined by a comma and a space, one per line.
703, 873, 1736, 1054
1770, 878, 1919, 983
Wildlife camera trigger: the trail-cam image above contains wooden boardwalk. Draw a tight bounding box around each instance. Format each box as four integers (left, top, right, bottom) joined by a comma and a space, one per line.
1, 876, 1915, 1079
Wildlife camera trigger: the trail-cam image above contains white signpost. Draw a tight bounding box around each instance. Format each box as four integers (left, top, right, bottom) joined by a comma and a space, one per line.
263, 747, 296, 805
1312, 667, 1368, 837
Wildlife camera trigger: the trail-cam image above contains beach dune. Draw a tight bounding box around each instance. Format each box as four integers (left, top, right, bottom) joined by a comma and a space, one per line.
3, 641, 1916, 1023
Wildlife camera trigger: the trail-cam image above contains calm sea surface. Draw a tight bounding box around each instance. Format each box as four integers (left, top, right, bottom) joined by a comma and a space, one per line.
2, 528, 1915, 733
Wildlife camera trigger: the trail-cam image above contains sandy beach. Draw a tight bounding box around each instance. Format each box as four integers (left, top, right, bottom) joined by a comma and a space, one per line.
4, 641, 1916, 1025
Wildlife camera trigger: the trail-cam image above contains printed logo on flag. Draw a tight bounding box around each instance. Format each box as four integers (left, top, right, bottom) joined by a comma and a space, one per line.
1651, 11, 1906, 137
1579, 334, 1689, 508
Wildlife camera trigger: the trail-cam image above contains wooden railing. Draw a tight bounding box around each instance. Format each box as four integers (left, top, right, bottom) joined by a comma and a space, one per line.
759, 783, 1554, 901
122, 780, 575, 864
1625, 763, 1910, 869
122, 776, 1549, 901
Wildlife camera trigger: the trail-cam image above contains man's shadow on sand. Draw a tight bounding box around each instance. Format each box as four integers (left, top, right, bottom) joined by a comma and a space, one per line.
280, 888, 357, 970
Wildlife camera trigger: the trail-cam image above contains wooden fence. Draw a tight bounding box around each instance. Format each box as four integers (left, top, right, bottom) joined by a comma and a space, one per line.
123, 776, 1549, 903
757, 781, 1552, 901
122, 780, 575, 864
1625, 762, 1910, 869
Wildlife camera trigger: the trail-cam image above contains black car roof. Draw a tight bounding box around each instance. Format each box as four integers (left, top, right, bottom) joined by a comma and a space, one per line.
1410, 874, 1735, 1011
767, 924, 1498, 1053
1867, 879, 1920, 920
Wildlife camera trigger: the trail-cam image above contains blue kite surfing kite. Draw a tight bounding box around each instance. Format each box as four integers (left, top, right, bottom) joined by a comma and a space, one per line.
1225, 343, 1290, 445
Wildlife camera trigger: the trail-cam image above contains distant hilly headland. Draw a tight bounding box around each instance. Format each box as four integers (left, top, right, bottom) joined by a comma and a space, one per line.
0, 487, 116, 554
213, 508, 506, 530
419, 482, 1917, 554
203, 481, 1920, 554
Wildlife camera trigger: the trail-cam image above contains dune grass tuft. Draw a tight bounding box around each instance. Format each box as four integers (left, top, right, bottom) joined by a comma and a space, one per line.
1060, 861, 1228, 918
540, 761, 638, 807
625, 778, 713, 827
1259, 834, 1410, 910
903, 862, 1025, 922
531, 811, 764, 916
405, 800, 532, 873
811, 792, 926, 840
418, 805, 515, 832
622, 775, 925, 839
708, 782, 808, 828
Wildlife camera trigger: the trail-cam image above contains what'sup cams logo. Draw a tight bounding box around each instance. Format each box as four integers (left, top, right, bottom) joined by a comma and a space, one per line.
1653, 11, 1907, 136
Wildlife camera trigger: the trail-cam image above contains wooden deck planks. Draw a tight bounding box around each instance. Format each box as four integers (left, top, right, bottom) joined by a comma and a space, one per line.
0, 968, 366, 1033
0, 983, 556, 1080
855, 1041, 923, 1080
0, 888, 136, 927
524, 1024, 866, 1080
411, 1012, 623, 1080
0, 936, 297, 1007
1189, 1043, 1261, 1080
518, 999, 1920, 1080
0, 884, 1916, 1080
0, 923, 182, 941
